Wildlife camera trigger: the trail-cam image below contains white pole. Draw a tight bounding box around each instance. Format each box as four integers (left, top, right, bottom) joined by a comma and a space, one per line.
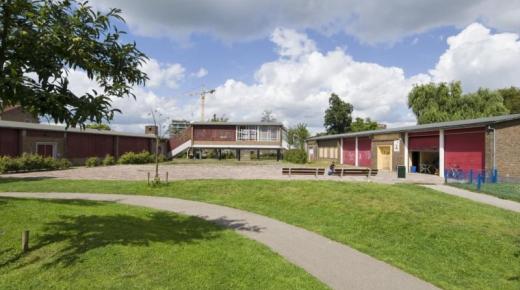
404, 132, 409, 172
355, 137, 359, 167
340, 138, 344, 164
439, 129, 445, 178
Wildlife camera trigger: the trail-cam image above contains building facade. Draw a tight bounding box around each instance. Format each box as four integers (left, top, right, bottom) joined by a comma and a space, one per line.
0, 120, 168, 164
306, 114, 520, 178
0, 106, 39, 123
170, 122, 288, 160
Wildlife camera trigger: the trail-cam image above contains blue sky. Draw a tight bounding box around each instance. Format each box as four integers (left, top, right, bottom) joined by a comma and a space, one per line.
76, 0, 520, 133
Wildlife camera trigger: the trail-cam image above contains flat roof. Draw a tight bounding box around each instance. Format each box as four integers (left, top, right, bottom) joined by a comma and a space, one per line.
308, 113, 520, 141
191, 121, 285, 127
0, 120, 156, 139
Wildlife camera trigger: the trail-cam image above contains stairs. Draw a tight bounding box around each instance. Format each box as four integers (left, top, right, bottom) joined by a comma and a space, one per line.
171, 139, 191, 157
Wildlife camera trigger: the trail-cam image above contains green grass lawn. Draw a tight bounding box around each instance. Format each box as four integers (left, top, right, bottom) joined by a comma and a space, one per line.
451, 182, 520, 202
1, 178, 519, 289
0, 197, 326, 290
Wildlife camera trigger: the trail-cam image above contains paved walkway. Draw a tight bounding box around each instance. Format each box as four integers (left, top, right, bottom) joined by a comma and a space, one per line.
423, 184, 520, 213
0, 192, 438, 290
1, 164, 444, 184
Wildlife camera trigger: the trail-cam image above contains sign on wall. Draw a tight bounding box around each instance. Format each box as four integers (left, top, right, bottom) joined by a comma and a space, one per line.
393, 140, 400, 152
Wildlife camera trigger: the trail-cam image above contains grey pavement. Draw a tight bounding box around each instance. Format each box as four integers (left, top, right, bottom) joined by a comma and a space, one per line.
1, 164, 444, 184
423, 184, 520, 213
0, 192, 439, 290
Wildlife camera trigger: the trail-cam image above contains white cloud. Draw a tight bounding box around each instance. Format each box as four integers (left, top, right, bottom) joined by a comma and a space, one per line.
271, 28, 317, 59
202, 28, 430, 132
430, 22, 520, 92
192, 67, 208, 78
141, 59, 185, 89
62, 59, 191, 133
90, 0, 520, 43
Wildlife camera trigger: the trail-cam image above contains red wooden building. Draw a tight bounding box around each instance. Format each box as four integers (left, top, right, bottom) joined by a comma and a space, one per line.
170, 121, 288, 160
306, 114, 520, 178
0, 120, 168, 164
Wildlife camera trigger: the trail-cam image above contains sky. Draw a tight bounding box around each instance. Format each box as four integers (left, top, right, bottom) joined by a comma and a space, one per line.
67, 0, 520, 133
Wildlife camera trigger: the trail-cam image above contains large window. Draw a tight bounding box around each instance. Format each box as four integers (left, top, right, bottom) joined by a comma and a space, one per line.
259, 126, 279, 142
238, 126, 257, 141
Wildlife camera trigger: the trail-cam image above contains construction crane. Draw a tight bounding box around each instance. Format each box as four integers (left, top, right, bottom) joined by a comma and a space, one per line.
189, 87, 215, 121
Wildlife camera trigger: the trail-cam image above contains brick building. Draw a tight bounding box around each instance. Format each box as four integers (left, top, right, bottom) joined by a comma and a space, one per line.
0, 120, 169, 164
306, 114, 520, 178
170, 121, 288, 160
0, 106, 39, 123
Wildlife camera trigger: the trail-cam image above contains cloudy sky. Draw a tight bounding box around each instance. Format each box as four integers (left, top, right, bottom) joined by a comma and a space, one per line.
70, 0, 520, 133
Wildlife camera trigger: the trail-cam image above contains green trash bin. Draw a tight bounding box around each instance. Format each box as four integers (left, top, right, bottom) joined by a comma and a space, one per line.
397, 165, 406, 178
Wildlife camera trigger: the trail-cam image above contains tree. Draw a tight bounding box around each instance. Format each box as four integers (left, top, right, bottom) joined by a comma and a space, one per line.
324, 93, 353, 134
0, 0, 147, 127
408, 82, 509, 124
287, 123, 310, 150
85, 123, 111, 131
350, 117, 379, 132
498, 87, 520, 114
261, 110, 276, 122
210, 113, 228, 122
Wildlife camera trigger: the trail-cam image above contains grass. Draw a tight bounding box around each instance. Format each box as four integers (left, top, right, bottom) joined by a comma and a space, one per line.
451, 182, 520, 202
0, 197, 326, 290
1, 179, 519, 289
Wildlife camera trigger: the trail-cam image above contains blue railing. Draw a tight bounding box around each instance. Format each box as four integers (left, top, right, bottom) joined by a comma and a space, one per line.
445, 168, 498, 190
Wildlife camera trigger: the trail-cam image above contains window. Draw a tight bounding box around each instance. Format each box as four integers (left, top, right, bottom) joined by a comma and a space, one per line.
238, 126, 257, 141
258, 126, 279, 141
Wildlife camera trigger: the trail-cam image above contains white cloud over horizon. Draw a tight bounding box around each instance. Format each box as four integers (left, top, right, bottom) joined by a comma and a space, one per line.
63, 23, 520, 134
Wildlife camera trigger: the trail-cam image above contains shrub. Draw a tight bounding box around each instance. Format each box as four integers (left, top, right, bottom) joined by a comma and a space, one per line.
0, 154, 71, 173
118, 151, 155, 164
284, 149, 307, 164
102, 154, 116, 166
85, 157, 100, 167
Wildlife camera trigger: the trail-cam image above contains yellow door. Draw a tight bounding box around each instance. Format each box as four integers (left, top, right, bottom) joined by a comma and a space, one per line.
377, 146, 392, 170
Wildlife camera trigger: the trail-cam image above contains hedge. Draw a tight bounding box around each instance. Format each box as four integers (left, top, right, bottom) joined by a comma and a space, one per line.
0, 153, 71, 174
85, 157, 100, 167
283, 149, 308, 164
118, 151, 165, 164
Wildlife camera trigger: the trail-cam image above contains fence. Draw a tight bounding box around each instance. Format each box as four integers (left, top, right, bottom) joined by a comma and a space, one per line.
445, 167, 520, 202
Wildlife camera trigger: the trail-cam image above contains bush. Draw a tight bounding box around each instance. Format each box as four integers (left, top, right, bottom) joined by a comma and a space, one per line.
118, 151, 155, 164
85, 157, 100, 167
0, 153, 71, 173
284, 149, 307, 164
102, 154, 116, 166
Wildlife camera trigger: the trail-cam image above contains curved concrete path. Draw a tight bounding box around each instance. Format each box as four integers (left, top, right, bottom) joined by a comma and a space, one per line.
423, 184, 520, 213
0, 192, 438, 290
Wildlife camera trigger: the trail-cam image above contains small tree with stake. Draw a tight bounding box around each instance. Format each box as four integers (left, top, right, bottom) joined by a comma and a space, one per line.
149, 110, 169, 185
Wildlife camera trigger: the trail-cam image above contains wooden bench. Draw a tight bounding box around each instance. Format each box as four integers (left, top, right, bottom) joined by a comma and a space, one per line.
282, 168, 325, 177
282, 168, 378, 177
331, 168, 378, 177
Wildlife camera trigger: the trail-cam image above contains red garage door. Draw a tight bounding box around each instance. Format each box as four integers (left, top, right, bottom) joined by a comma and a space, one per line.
342, 138, 356, 165
445, 128, 485, 173
409, 131, 439, 151
358, 137, 371, 167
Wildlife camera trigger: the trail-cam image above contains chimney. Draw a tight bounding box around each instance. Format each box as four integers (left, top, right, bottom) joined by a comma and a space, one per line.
145, 125, 158, 135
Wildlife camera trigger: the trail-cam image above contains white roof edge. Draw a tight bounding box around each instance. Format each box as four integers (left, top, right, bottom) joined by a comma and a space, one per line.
308, 113, 520, 141
0, 120, 156, 139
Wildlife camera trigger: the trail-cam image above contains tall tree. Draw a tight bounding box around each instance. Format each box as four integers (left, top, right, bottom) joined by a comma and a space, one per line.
0, 0, 147, 127
287, 123, 310, 150
85, 123, 111, 131
324, 93, 353, 134
498, 87, 520, 114
210, 113, 228, 122
261, 110, 276, 122
408, 82, 509, 124
350, 117, 379, 132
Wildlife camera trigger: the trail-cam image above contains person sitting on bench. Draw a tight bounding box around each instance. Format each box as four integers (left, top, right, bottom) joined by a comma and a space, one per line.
328, 161, 335, 176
